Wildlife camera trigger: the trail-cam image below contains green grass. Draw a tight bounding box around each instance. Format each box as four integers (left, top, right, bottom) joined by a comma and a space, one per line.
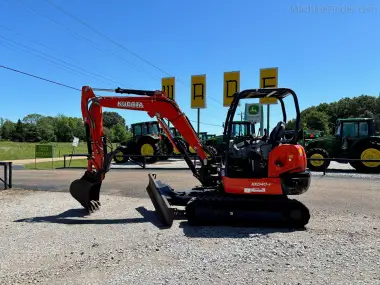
24, 159, 88, 169
0, 141, 90, 160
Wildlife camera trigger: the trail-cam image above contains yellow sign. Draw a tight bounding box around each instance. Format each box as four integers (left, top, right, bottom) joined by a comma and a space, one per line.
259, 67, 278, 105
223, 71, 240, 107
191, 74, 206, 109
162, 77, 175, 101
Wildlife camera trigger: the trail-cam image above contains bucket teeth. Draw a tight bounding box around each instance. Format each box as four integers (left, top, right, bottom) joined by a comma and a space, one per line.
88, 200, 101, 213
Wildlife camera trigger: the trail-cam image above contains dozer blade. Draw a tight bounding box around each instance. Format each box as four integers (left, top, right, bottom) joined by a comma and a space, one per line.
185, 196, 310, 229
69, 178, 102, 214
146, 173, 175, 228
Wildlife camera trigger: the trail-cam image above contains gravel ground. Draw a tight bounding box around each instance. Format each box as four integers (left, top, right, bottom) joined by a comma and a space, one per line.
0, 189, 379, 285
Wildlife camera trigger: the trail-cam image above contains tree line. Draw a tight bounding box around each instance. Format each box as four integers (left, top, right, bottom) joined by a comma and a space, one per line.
285, 94, 380, 134
0, 112, 132, 143
1, 94, 379, 143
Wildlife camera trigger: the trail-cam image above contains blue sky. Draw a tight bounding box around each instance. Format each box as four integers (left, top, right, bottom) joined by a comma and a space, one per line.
0, 0, 379, 135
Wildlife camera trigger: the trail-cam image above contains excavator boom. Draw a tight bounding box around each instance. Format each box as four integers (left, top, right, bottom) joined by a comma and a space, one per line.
70, 86, 217, 213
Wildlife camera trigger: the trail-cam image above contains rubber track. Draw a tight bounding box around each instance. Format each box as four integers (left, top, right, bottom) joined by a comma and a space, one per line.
185, 194, 310, 228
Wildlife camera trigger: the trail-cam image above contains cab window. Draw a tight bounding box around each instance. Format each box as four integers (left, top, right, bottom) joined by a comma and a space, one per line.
141, 124, 149, 135
342, 122, 359, 137
359, 122, 368, 136
151, 124, 159, 135
335, 124, 341, 136
231, 124, 237, 137
133, 125, 142, 136
250, 124, 255, 135
232, 124, 248, 137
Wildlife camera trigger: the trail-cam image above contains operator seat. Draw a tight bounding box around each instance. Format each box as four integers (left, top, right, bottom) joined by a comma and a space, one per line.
260, 121, 286, 159
268, 121, 286, 148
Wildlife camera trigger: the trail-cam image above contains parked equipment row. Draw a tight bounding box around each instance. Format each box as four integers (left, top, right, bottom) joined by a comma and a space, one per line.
111, 117, 380, 174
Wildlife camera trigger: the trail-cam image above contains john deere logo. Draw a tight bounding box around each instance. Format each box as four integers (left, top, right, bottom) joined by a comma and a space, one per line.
248, 104, 259, 115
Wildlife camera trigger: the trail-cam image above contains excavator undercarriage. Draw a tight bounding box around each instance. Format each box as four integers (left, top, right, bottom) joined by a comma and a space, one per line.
69, 86, 311, 229
146, 173, 310, 228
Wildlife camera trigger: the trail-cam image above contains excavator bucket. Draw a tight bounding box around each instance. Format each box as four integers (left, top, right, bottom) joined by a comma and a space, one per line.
69, 178, 102, 213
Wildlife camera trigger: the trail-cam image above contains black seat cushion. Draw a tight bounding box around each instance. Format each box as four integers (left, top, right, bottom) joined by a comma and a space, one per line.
268, 121, 285, 147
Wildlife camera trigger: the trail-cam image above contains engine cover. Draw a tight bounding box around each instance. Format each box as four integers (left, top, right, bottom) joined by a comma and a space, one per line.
267, 144, 307, 177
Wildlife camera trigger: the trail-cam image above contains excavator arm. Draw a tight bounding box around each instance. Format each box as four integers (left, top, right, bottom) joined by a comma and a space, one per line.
70, 86, 217, 212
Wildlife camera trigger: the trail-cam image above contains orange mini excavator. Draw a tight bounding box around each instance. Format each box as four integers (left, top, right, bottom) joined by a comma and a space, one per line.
69, 86, 311, 228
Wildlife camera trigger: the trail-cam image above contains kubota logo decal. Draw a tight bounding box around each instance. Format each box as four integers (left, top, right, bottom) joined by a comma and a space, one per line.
117, 101, 144, 108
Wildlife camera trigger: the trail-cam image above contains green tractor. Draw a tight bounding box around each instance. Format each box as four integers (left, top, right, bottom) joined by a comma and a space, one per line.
163, 127, 217, 157
160, 126, 187, 156
305, 118, 380, 173
169, 127, 180, 138
204, 121, 256, 156
167, 127, 182, 155
165, 127, 218, 156
113, 121, 167, 164
199, 132, 216, 141
284, 129, 324, 145
304, 129, 324, 141
187, 132, 217, 154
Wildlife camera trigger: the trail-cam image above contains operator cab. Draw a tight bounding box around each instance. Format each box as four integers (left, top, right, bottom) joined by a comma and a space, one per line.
334, 118, 375, 150
131, 121, 160, 137
199, 132, 208, 141
222, 88, 301, 178
120, 121, 160, 147
168, 127, 179, 137
231, 121, 257, 139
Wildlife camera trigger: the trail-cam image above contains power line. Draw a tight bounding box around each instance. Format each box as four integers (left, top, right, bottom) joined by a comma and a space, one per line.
0, 39, 101, 83
43, 0, 224, 106
8, 0, 160, 81
0, 64, 81, 91
0, 23, 78, 64
44, 0, 172, 78
0, 36, 122, 86
189, 120, 222, 127
0, 64, 223, 127
6, 0, 223, 105
0, 24, 125, 86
